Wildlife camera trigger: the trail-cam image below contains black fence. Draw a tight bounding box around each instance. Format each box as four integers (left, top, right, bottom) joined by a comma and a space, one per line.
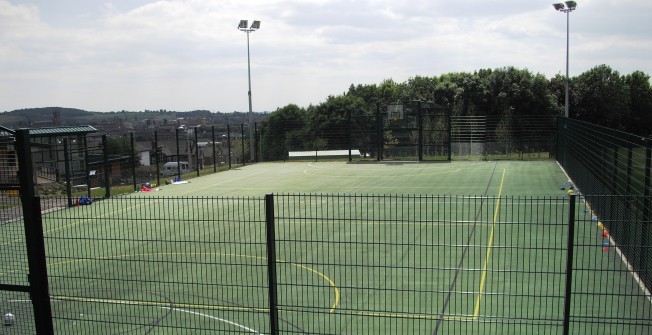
9, 125, 254, 202
557, 118, 651, 291
260, 110, 556, 162
1, 118, 650, 334
451, 114, 556, 160
2, 193, 650, 334
1, 115, 557, 204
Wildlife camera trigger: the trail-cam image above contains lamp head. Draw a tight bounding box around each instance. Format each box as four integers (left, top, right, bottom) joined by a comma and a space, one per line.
251, 20, 261, 30
238, 20, 248, 29
553, 3, 565, 11
565, 1, 577, 10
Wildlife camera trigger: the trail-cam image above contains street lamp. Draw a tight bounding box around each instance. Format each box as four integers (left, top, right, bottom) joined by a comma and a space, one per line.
238, 19, 261, 162
553, 1, 577, 118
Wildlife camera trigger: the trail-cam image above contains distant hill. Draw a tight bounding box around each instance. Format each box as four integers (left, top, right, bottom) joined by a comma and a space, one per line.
0, 107, 264, 128
0, 107, 92, 127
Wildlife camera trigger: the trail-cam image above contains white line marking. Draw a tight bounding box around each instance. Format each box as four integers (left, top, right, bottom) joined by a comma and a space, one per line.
557, 161, 652, 306
162, 307, 261, 334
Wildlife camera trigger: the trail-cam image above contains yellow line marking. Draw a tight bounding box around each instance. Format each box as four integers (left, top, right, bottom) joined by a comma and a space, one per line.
280, 261, 340, 313
473, 168, 506, 319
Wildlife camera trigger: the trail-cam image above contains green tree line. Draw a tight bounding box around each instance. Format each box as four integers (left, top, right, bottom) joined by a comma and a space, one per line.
260, 65, 652, 161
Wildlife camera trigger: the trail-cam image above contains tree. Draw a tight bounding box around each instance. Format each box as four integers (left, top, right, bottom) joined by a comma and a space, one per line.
259, 104, 307, 161
307, 95, 367, 150
548, 74, 567, 117
573, 65, 630, 130
484, 67, 556, 117
495, 107, 514, 155
624, 71, 652, 136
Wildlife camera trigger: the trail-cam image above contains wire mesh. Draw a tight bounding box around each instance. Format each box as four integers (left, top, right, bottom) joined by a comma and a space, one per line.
0, 192, 649, 334
41, 196, 269, 334
260, 112, 554, 163
272, 194, 572, 334
1, 291, 36, 334
558, 118, 651, 291
0, 196, 29, 287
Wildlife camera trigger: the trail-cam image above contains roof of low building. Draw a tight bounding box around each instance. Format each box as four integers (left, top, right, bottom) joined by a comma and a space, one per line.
0, 125, 98, 138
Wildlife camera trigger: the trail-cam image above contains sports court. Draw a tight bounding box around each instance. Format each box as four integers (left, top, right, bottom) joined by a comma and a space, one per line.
2, 160, 650, 334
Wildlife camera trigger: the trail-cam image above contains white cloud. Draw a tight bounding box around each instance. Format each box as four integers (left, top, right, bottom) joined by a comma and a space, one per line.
1, 0, 651, 113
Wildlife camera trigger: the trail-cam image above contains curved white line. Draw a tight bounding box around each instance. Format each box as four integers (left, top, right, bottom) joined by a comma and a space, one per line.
162, 307, 261, 334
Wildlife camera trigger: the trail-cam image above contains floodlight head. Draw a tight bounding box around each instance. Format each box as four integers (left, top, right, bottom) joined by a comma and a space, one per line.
565, 1, 577, 10
238, 20, 248, 29
251, 20, 261, 30
553, 3, 565, 10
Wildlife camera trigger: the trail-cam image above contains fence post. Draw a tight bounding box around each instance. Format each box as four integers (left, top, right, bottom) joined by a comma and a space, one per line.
417, 101, 423, 161
63, 139, 73, 207
626, 144, 633, 196
255, 122, 259, 163
447, 108, 452, 161
348, 109, 352, 162
155, 130, 160, 187
265, 194, 279, 335
83, 136, 91, 198
556, 117, 563, 164
241, 123, 246, 166
563, 194, 576, 335
102, 135, 110, 198
642, 138, 651, 288
195, 127, 200, 177
130, 133, 137, 192
227, 125, 232, 169
376, 103, 382, 162
175, 128, 181, 179
15, 129, 55, 335
212, 126, 217, 172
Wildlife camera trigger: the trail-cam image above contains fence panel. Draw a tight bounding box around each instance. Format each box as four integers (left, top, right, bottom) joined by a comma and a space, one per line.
41, 196, 270, 334
273, 194, 570, 334
558, 118, 651, 291
0, 194, 37, 335
571, 195, 652, 334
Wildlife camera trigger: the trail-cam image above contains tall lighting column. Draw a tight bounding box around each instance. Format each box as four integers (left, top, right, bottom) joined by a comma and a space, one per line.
238, 19, 260, 161
553, 1, 577, 118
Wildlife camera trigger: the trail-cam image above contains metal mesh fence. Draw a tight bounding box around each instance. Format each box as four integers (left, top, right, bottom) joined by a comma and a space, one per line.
0, 196, 29, 288
1, 118, 650, 334
571, 195, 652, 334
41, 196, 270, 334
557, 118, 651, 292
0, 125, 254, 201
0, 136, 18, 186
0, 291, 36, 334
25, 194, 651, 334
261, 113, 555, 162
273, 194, 570, 334
451, 115, 556, 160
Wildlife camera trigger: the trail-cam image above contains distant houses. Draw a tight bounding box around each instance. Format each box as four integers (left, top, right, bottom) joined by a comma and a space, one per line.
0, 123, 235, 189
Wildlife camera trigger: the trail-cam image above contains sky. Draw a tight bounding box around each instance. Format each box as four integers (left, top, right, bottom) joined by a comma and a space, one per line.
1, 0, 651, 114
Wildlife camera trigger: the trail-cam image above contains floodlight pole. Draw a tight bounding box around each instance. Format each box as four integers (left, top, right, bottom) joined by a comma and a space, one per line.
554, 2, 577, 118
239, 20, 260, 162
564, 9, 570, 118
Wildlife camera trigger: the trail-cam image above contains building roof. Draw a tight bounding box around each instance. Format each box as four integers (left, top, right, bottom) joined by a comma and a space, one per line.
0, 125, 98, 138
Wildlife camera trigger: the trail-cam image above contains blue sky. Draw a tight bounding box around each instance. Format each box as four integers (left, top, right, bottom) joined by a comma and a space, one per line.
1, 0, 651, 114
